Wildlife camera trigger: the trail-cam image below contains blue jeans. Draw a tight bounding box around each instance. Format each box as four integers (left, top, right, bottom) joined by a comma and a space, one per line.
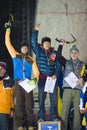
38, 78, 58, 121
0, 113, 9, 130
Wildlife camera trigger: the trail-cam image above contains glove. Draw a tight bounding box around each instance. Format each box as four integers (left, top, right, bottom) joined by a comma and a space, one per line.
5, 21, 11, 29
28, 78, 37, 86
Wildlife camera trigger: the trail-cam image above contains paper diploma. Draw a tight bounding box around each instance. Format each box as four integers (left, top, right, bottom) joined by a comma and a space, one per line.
18, 78, 36, 93
44, 77, 56, 93
64, 72, 78, 88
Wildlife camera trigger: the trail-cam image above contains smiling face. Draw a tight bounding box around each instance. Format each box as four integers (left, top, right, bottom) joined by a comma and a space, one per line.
0, 66, 6, 77
20, 46, 29, 54
43, 41, 51, 50
70, 51, 79, 60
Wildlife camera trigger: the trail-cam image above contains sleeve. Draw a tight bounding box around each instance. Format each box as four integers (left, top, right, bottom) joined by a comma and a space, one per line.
5, 28, 19, 58
79, 85, 87, 110
57, 45, 66, 68
30, 30, 41, 55
79, 91, 85, 110
32, 58, 40, 79
54, 60, 62, 78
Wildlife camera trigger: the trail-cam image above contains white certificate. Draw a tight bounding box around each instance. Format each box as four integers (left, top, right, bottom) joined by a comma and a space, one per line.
44, 77, 56, 93
18, 78, 37, 93
64, 72, 78, 88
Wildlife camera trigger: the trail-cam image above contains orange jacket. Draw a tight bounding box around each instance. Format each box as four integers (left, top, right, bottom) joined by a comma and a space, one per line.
0, 76, 14, 114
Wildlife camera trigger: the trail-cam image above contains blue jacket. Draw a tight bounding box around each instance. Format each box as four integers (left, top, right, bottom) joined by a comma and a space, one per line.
13, 57, 32, 80
31, 30, 62, 78
80, 83, 87, 110
80, 83, 87, 125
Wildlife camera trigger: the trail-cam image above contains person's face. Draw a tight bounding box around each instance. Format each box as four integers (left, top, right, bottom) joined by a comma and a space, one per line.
43, 41, 51, 50
20, 46, 28, 54
0, 67, 6, 77
70, 51, 78, 60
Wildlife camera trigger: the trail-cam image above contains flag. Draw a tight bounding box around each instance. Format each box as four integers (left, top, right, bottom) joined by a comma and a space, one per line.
57, 73, 63, 117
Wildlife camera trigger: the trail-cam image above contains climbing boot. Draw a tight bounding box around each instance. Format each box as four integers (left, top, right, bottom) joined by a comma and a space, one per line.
18, 126, 24, 130
28, 126, 34, 130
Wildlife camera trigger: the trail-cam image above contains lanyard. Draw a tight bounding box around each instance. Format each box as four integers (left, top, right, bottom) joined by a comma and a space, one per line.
22, 58, 26, 78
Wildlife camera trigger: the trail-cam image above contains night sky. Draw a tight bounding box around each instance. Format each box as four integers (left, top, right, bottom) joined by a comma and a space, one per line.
0, 0, 36, 78
0, 1, 13, 77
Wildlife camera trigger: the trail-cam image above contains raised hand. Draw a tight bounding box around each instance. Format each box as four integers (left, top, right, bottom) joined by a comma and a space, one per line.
5, 21, 11, 29
28, 78, 37, 86
35, 24, 41, 31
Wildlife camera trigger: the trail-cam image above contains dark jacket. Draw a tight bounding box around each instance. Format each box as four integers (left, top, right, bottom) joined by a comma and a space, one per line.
31, 30, 62, 78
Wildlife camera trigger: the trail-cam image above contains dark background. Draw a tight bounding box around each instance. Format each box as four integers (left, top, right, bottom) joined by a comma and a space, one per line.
0, 0, 37, 78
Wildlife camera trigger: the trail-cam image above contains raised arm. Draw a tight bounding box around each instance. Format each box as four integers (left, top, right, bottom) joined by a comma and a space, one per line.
57, 40, 66, 68
30, 24, 41, 55
5, 22, 19, 58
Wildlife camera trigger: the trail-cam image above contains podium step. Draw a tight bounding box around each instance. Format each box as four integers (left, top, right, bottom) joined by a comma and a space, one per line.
38, 121, 61, 130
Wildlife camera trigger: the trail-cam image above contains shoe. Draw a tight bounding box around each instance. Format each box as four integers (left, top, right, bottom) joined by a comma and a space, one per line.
28, 126, 34, 130
38, 119, 44, 122
18, 127, 24, 130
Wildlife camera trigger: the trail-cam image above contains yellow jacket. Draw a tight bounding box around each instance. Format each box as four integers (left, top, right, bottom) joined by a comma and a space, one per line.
0, 76, 14, 114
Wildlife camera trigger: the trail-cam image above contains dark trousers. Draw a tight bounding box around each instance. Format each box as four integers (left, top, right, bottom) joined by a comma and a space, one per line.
14, 81, 34, 128
8, 117, 13, 130
0, 114, 9, 130
38, 78, 58, 121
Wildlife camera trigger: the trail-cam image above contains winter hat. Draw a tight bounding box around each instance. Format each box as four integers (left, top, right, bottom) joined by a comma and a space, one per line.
20, 41, 29, 49
41, 37, 51, 44
0, 62, 7, 70
70, 45, 79, 53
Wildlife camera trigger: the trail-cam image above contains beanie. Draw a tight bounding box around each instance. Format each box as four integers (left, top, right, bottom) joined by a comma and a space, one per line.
70, 45, 79, 53
0, 62, 7, 70
41, 37, 51, 44
20, 41, 29, 49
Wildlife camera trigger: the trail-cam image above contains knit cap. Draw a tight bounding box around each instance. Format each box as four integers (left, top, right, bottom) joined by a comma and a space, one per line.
20, 41, 29, 49
41, 37, 51, 44
0, 62, 7, 70
70, 45, 79, 53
